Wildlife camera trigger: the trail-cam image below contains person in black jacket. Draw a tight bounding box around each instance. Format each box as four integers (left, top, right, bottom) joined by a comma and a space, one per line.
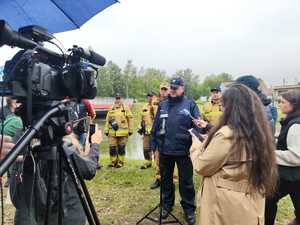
151, 77, 200, 225
9, 125, 102, 225
265, 90, 300, 225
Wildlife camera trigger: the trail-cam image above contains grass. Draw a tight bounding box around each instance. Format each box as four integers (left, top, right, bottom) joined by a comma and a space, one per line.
90, 157, 295, 225
1, 157, 295, 225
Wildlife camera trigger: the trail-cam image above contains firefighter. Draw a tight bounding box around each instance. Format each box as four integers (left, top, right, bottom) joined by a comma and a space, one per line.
104, 94, 133, 168
150, 82, 170, 189
202, 87, 223, 126
138, 91, 156, 169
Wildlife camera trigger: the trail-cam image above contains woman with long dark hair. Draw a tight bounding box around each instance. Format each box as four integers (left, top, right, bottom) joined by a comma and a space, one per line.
265, 90, 300, 225
190, 84, 277, 225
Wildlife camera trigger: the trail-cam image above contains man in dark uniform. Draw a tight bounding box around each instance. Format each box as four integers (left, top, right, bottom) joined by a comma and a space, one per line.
151, 77, 200, 225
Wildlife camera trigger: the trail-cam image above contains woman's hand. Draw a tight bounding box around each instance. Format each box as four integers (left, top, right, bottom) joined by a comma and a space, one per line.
193, 119, 208, 128
91, 124, 102, 145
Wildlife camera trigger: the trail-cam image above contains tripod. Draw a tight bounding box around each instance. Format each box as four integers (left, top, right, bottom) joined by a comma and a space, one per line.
0, 101, 100, 225
136, 153, 183, 225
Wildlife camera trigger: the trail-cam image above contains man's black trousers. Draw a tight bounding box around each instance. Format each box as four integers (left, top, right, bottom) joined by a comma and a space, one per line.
160, 153, 196, 215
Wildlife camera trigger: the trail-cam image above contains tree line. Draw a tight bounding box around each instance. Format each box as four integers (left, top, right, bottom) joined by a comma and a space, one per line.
96, 60, 233, 100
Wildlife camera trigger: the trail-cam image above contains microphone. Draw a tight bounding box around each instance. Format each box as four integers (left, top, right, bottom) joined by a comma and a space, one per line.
77, 47, 106, 66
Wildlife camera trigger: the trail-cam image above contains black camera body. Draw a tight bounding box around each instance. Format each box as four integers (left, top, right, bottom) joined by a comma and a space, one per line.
0, 20, 106, 101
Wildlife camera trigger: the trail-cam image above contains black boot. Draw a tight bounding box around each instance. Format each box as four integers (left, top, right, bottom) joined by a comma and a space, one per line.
150, 179, 160, 189
185, 213, 196, 225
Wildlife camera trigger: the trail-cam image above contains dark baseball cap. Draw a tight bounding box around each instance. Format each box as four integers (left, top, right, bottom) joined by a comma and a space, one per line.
235, 75, 259, 91
170, 77, 184, 88
210, 87, 221, 92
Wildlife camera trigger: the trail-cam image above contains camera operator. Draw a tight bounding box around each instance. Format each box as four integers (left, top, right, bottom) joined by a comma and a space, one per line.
9, 124, 103, 225
151, 77, 200, 225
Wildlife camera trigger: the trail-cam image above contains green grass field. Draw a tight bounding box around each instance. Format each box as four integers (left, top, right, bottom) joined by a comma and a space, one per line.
2, 157, 295, 225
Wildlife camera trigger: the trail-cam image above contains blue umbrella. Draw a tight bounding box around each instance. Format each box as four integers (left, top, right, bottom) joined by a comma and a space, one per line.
0, 0, 118, 33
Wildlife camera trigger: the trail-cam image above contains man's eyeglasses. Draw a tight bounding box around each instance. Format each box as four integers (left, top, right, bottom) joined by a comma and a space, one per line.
170, 85, 179, 90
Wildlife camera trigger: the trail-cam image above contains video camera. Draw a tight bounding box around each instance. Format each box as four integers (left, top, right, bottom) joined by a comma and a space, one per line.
0, 20, 105, 101
0, 20, 105, 224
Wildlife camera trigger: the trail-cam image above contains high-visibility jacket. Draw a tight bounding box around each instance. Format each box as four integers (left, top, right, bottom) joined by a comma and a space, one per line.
104, 103, 133, 137
202, 100, 223, 126
139, 102, 155, 135
152, 95, 167, 117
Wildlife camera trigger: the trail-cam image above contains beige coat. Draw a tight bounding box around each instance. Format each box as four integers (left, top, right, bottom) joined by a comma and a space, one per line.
190, 126, 265, 225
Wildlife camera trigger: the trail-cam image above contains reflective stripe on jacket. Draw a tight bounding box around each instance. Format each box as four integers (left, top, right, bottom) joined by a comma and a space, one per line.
104, 103, 133, 136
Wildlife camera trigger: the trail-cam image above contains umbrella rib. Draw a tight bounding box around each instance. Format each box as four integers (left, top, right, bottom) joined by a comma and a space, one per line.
50, 0, 80, 29
13, 0, 35, 25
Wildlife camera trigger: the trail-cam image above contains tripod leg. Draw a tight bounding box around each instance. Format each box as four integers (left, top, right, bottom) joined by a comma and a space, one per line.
136, 204, 160, 225
58, 150, 63, 225
136, 152, 183, 225
70, 155, 101, 225
44, 161, 54, 225
61, 150, 99, 225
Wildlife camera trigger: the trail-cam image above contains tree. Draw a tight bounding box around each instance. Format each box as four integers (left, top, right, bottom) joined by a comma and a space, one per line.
123, 60, 137, 98
97, 60, 233, 100
200, 73, 233, 96
97, 61, 124, 97
175, 69, 202, 99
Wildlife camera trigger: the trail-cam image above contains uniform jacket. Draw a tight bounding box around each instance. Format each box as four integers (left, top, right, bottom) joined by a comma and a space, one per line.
190, 126, 265, 225
202, 100, 223, 126
139, 102, 155, 135
152, 95, 200, 156
104, 103, 133, 137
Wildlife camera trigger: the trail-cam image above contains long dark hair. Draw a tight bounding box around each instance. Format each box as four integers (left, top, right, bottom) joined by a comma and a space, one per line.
281, 90, 300, 113
204, 84, 277, 196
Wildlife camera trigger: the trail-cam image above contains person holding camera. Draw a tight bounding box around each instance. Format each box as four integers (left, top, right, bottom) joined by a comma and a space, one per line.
151, 77, 200, 225
9, 125, 103, 225
104, 93, 133, 168
265, 90, 300, 225
138, 91, 156, 169
190, 84, 277, 225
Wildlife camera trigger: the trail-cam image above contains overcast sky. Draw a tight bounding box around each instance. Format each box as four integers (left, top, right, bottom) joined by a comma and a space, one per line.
1, 0, 300, 85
